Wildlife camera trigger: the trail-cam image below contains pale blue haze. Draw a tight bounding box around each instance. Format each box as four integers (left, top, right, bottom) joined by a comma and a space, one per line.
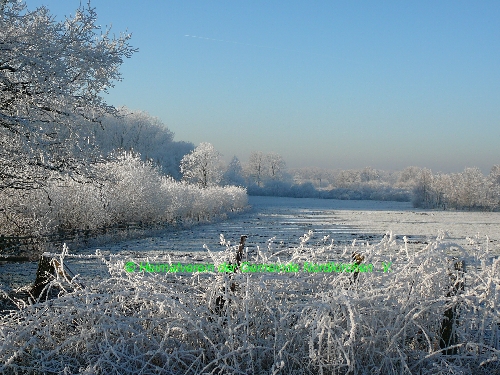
26, 1, 500, 173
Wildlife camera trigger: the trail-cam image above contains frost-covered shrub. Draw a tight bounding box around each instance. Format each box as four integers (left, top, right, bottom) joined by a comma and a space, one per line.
0, 188, 53, 238
0, 152, 248, 247
1, 232, 499, 374
50, 176, 110, 231
94, 151, 168, 224
61, 153, 248, 228
324, 184, 411, 201
157, 180, 247, 224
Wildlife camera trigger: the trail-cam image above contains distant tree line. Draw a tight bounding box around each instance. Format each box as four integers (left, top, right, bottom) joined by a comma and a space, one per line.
219, 156, 411, 202
217, 152, 500, 211
117, 131, 499, 211
410, 166, 500, 211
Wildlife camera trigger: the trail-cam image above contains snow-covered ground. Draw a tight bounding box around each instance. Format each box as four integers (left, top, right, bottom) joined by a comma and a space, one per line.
2, 196, 500, 290
2, 196, 500, 374
79, 195, 500, 256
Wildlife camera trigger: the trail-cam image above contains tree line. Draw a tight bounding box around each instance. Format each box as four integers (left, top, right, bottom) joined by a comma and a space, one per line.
410, 166, 500, 210
188, 144, 500, 211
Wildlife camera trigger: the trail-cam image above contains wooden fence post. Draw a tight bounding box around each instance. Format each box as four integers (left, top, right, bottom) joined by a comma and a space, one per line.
31, 254, 55, 300
439, 259, 465, 355
215, 235, 248, 315
30, 253, 84, 301
351, 252, 364, 284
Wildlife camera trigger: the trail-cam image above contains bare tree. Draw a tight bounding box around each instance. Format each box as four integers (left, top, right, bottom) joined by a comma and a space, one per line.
247, 151, 267, 187
266, 153, 286, 180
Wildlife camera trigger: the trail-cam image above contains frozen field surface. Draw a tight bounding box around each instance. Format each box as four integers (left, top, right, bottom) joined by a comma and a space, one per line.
81, 195, 500, 257
2, 196, 500, 289
2, 196, 500, 374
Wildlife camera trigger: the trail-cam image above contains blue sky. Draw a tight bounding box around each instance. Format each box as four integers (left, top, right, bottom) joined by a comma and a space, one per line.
27, 1, 500, 173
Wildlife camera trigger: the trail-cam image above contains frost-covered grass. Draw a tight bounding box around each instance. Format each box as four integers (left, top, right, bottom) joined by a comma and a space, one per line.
1, 232, 500, 374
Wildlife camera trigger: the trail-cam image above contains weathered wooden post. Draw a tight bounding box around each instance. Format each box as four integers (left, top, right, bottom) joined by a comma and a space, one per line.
439, 259, 465, 355
215, 235, 248, 315
351, 252, 365, 284
235, 235, 247, 269
30, 253, 83, 301
31, 254, 56, 300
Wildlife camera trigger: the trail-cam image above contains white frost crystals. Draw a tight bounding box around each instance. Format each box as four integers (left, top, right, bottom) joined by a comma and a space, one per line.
1, 232, 499, 374
0, 152, 248, 239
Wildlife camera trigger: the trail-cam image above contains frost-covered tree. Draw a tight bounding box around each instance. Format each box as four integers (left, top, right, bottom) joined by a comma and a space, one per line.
247, 151, 267, 187
309, 167, 330, 188
180, 142, 223, 188
95, 109, 174, 155
412, 168, 434, 208
486, 165, 500, 210
222, 156, 246, 186
335, 170, 361, 188
431, 173, 451, 209
0, 1, 136, 190
266, 153, 286, 180
456, 167, 486, 210
489, 165, 500, 185
360, 167, 380, 182
396, 166, 423, 189
246, 151, 288, 186
93, 108, 194, 179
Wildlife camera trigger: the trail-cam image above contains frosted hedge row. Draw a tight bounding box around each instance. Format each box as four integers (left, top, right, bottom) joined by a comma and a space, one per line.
1, 232, 499, 374
0, 152, 248, 238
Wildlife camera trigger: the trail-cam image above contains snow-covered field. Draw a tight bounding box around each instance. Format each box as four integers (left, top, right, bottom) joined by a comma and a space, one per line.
1, 196, 500, 374
2, 196, 500, 290
78, 195, 500, 257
